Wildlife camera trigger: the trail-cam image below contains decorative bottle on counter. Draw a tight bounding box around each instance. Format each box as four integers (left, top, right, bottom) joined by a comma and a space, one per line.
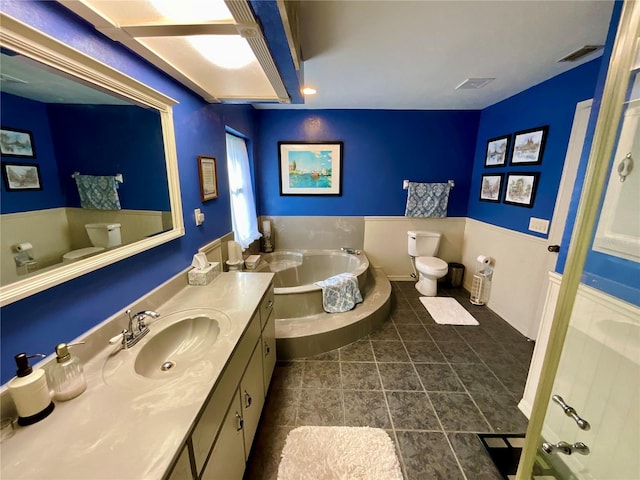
48, 342, 87, 401
8, 353, 55, 426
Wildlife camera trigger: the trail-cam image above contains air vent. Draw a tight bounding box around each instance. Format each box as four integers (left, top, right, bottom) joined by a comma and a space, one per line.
558, 45, 603, 62
456, 78, 495, 90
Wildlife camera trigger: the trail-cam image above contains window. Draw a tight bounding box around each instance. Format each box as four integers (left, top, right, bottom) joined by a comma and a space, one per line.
225, 132, 260, 249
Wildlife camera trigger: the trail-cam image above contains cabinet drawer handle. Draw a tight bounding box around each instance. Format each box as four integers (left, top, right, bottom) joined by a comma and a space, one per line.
235, 412, 244, 431
267, 299, 273, 309
244, 389, 253, 408
264, 342, 271, 356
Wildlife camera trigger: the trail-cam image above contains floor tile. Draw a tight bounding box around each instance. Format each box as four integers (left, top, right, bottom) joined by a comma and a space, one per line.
343, 390, 391, 428
424, 325, 463, 343
339, 339, 375, 362
270, 361, 304, 390
296, 389, 344, 426
448, 432, 504, 480
452, 363, 511, 395
429, 392, 491, 432
341, 362, 381, 390
396, 430, 465, 480
436, 341, 482, 363
300, 361, 341, 389
404, 341, 447, 363
386, 391, 441, 430
472, 391, 529, 434
415, 363, 465, 392
261, 387, 299, 427
372, 340, 410, 362
244, 425, 293, 480
368, 320, 400, 341
378, 363, 423, 391
395, 323, 433, 342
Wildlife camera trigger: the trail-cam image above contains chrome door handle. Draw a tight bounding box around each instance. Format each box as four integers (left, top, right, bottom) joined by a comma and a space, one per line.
552, 395, 590, 430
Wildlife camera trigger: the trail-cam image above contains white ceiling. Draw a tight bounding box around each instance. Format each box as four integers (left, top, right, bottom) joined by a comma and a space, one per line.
262, 0, 615, 110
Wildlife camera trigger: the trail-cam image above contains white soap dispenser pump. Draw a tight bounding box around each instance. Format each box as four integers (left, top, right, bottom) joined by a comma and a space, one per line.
48, 342, 87, 402
8, 353, 55, 426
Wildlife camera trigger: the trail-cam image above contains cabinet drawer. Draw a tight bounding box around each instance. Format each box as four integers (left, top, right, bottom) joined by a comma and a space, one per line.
166, 443, 193, 480
200, 390, 246, 480
191, 311, 261, 474
240, 343, 266, 460
262, 310, 276, 396
259, 287, 274, 330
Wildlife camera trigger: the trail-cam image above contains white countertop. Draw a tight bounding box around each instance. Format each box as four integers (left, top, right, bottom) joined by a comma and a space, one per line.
0, 272, 274, 480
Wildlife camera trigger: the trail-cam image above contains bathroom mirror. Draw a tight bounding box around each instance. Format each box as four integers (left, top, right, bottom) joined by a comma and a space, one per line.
0, 14, 185, 306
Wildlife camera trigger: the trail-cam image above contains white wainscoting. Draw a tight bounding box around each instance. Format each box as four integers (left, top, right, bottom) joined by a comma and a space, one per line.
363, 216, 466, 280
461, 218, 549, 338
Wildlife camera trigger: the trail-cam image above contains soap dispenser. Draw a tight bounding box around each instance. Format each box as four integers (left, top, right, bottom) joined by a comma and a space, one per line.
48, 342, 87, 402
8, 353, 55, 426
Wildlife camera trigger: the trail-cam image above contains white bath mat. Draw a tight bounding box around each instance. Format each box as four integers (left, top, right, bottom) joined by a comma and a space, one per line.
419, 297, 479, 325
277, 426, 403, 480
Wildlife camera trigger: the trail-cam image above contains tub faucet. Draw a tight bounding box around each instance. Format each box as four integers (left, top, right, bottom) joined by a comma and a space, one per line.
341, 247, 361, 255
109, 309, 160, 349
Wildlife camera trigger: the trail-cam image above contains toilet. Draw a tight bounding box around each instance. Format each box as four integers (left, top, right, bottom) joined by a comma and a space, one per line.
63, 223, 122, 263
407, 230, 448, 296
226, 240, 244, 271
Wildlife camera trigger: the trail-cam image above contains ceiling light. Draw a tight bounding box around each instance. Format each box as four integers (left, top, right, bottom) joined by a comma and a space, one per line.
188, 35, 256, 69
302, 87, 317, 95
150, 0, 233, 23
456, 78, 495, 90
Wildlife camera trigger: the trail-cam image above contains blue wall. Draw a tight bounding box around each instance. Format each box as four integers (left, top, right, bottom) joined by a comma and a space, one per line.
467, 59, 602, 238
0, 1, 257, 382
255, 109, 480, 216
47, 104, 170, 211
1, 93, 65, 213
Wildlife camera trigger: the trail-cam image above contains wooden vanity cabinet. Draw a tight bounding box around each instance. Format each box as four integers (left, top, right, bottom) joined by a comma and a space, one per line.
166, 283, 275, 480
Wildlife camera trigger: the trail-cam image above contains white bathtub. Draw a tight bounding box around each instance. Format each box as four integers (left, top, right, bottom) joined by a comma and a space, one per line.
256, 249, 369, 318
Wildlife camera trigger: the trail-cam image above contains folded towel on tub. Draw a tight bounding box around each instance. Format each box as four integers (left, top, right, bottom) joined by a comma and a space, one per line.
314, 273, 363, 313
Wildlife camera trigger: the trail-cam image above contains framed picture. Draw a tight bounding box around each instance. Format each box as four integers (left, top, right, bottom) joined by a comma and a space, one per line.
503, 172, 540, 208
1, 162, 43, 191
0, 127, 35, 158
279, 141, 343, 196
479, 173, 504, 202
510, 126, 548, 165
484, 135, 510, 167
197, 155, 218, 201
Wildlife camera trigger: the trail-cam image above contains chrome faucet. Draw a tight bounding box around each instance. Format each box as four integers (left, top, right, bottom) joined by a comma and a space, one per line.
340, 247, 361, 255
109, 309, 160, 349
542, 441, 590, 456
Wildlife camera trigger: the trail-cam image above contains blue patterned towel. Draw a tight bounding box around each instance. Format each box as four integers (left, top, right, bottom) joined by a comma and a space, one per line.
75, 175, 121, 210
405, 182, 451, 218
314, 273, 363, 313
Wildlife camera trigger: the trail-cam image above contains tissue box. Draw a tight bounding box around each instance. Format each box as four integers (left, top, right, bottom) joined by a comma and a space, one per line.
245, 254, 261, 270
188, 262, 220, 286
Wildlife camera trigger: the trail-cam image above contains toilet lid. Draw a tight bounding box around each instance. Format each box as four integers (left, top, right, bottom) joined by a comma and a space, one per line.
416, 256, 448, 271
63, 247, 104, 260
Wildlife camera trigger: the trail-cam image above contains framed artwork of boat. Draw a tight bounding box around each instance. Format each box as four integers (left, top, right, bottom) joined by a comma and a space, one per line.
510, 126, 548, 165
278, 141, 343, 195
484, 135, 510, 167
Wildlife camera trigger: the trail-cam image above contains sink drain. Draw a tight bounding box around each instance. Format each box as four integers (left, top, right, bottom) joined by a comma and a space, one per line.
160, 360, 176, 371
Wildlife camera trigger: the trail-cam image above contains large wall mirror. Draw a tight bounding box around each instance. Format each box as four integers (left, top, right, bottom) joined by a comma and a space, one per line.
0, 14, 185, 306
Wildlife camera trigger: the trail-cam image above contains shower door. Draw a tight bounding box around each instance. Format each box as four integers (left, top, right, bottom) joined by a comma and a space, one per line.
516, 2, 640, 479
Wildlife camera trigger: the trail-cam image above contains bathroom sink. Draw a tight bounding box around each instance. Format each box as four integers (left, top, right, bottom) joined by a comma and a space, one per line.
102, 308, 231, 387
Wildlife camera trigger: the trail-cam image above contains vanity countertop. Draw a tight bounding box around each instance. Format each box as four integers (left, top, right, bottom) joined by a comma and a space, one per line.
0, 272, 274, 480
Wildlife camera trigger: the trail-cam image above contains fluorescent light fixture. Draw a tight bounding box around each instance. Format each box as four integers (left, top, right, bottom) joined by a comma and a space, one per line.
302, 87, 317, 95
150, 0, 233, 23
188, 35, 256, 69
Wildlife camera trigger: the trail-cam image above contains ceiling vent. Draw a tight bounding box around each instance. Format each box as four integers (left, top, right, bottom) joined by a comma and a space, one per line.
558, 45, 603, 62
456, 78, 495, 90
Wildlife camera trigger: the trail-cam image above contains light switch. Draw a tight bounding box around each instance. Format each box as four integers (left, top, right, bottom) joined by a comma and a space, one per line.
194, 208, 205, 226
528, 217, 549, 234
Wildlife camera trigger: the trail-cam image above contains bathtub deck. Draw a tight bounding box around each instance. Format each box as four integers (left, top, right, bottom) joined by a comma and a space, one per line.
276, 266, 391, 358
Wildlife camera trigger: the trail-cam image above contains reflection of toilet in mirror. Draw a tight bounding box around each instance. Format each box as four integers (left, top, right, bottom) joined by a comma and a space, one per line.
63, 223, 122, 263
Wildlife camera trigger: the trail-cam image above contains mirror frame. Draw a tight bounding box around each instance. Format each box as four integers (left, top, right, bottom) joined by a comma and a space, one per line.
0, 13, 185, 306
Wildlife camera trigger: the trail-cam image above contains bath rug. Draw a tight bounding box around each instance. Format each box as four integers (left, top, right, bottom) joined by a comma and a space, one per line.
277, 426, 403, 480
419, 297, 479, 325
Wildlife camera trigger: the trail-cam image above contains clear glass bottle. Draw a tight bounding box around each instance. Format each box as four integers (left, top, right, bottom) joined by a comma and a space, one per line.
48, 342, 87, 401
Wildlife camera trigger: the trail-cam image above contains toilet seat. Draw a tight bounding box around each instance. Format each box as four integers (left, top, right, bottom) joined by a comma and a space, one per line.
415, 256, 448, 275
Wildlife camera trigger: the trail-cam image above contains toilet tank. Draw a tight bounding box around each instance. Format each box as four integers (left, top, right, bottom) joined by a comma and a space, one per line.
85, 223, 122, 248
407, 230, 441, 257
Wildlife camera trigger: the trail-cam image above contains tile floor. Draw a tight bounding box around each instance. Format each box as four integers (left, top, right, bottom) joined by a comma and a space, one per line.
245, 282, 534, 480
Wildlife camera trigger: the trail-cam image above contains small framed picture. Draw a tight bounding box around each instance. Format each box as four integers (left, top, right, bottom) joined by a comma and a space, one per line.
0, 127, 36, 158
504, 172, 540, 208
279, 141, 343, 196
1, 162, 43, 191
484, 135, 510, 167
197, 156, 218, 201
510, 126, 548, 165
479, 173, 504, 202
